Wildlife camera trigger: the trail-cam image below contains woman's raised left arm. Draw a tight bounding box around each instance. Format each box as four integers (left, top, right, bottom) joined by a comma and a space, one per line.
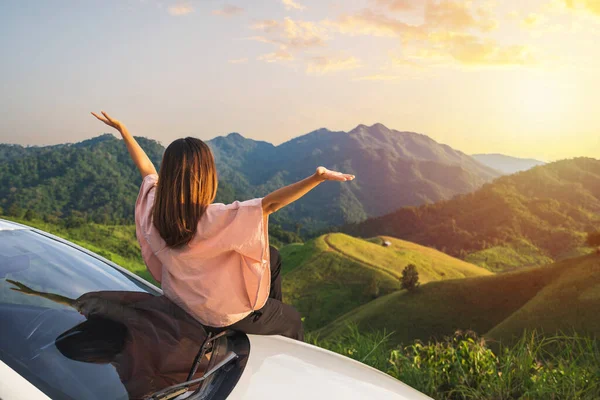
91, 111, 157, 178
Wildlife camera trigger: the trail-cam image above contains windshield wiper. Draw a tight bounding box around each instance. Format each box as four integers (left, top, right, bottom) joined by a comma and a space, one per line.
144, 331, 237, 400
145, 351, 238, 400
187, 331, 227, 381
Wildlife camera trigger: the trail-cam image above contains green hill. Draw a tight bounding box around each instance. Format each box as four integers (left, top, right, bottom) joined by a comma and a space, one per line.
318, 253, 600, 345
341, 158, 600, 271
0, 135, 167, 224
487, 254, 600, 340
282, 233, 491, 331
1, 123, 500, 234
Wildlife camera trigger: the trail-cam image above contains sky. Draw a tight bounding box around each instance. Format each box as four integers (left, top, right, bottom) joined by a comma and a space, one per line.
0, 0, 599, 161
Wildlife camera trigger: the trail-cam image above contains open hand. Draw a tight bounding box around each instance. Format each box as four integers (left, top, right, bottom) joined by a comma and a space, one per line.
91, 110, 124, 132
315, 166, 355, 182
7, 279, 40, 296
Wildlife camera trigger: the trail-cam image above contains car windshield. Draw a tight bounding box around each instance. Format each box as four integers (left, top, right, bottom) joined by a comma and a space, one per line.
0, 228, 217, 400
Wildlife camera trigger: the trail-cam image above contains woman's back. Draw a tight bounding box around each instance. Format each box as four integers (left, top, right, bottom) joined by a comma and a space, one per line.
135, 173, 271, 328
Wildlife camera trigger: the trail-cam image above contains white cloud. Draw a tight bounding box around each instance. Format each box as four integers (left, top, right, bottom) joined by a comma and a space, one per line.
212, 5, 244, 17
306, 56, 361, 75
251, 17, 327, 63
282, 0, 306, 11
168, 4, 193, 16
258, 50, 295, 63
323, 2, 535, 67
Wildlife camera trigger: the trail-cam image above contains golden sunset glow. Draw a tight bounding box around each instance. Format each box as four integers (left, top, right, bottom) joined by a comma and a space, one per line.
0, 0, 598, 161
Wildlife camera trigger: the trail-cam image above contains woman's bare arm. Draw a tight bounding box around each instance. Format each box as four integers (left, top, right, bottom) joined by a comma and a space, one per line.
91, 111, 157, 178
262, 166, 355, 215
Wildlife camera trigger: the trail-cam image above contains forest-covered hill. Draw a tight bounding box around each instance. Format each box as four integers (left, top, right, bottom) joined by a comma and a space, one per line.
0, 123, 499, 232
339, 158, 600, 271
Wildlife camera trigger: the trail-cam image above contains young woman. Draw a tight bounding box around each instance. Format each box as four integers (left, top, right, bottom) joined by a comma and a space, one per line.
91, 111, 355, 342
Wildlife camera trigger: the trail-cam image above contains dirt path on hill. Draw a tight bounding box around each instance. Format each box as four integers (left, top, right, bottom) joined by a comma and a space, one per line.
323, 234, 401, 280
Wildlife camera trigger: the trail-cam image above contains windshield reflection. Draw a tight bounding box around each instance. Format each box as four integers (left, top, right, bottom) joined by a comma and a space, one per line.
8, 281, 210, 399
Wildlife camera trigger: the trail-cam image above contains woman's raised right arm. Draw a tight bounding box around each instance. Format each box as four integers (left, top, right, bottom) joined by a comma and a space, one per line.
91, 111, 157, 178
261, 166, 355, 215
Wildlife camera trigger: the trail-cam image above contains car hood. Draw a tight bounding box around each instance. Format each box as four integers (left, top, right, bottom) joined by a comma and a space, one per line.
226, 335, 432, 400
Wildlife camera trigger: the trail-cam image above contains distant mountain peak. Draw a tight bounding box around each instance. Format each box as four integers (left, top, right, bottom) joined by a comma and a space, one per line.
210, 132, 275, 150
351, 123, 389, 132
371, 122, 387, 129
226, 132, 245, 140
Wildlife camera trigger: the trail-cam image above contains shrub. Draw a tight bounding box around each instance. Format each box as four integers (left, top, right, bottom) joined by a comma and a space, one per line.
389, 330, 497, 397
387, 331, 600, 400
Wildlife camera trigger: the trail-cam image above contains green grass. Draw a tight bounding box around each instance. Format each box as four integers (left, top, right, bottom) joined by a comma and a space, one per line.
282, 235, 403, 331
374, 235, 493, 281
280, 241, 319, 276
313, 326, 600, 400
465, 238, 554, 272
281, 233, 490, 331
318, 253, 600, 346
488, 255, 600, 341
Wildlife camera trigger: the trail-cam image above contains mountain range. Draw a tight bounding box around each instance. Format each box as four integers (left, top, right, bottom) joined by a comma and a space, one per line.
473, 153, 546, 174
340, 157, 600, 270
0, 123, 501, 232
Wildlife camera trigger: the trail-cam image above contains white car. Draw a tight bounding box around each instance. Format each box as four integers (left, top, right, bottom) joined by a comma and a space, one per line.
0, 219, 431, 400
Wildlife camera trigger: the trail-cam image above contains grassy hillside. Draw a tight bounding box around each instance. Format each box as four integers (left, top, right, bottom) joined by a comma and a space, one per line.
282, 235, 403, 331
333, 235, 493, 281
341, 158, 600, 271
464, 238, 554, 272
487, 254, 600, 340
318, 253, 600, 345
282, 233, 490, 331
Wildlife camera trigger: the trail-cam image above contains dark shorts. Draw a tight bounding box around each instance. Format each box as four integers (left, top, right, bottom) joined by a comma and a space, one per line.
205, 245, 304, 341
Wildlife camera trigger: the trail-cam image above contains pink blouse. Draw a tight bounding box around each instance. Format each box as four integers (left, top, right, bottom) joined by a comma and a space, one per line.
134, 173, 271, 328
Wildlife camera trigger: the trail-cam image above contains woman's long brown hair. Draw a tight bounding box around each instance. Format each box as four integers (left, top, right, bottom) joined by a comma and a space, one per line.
152, 137, 218, 248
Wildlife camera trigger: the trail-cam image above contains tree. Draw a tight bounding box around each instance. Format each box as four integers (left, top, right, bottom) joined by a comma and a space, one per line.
586, 231, 600, 248
401, 264, 420, 292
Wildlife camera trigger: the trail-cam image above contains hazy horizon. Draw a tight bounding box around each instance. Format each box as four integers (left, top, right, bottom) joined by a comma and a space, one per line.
1, 0, 599, 162
0, 123, 558, 163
